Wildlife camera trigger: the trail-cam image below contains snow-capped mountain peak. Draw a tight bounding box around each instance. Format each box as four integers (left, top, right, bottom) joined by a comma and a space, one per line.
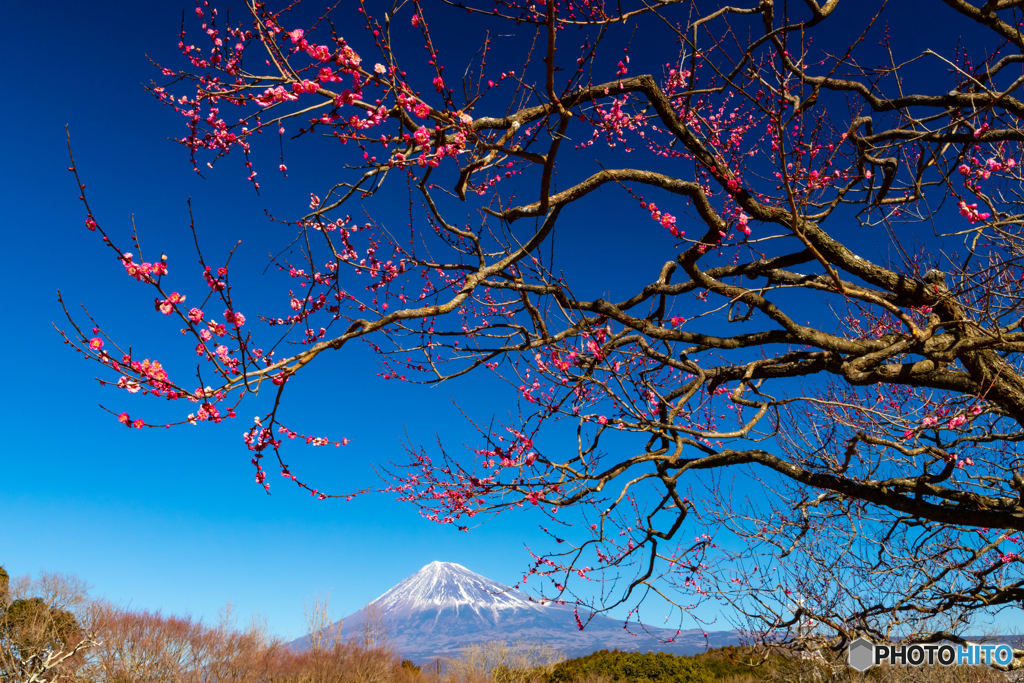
371, 561, 540, 615
291, 561, 739, 662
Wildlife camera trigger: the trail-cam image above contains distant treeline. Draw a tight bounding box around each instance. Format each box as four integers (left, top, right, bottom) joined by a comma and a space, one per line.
543, 648, 751, 683
533, 646, 1007, 683
0, 566, 1011, 683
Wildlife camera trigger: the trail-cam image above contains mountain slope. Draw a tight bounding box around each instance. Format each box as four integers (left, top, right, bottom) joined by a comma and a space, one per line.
293, 562, 738, 662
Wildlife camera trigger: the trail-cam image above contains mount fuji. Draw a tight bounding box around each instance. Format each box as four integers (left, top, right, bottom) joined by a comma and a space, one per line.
292, 561, 738, 663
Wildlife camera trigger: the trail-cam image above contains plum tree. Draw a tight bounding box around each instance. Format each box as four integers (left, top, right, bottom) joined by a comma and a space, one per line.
61, 0, 1024, 668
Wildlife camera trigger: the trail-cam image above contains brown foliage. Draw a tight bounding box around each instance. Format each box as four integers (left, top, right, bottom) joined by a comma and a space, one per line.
258, 640, 419, 683
442, 640, 564, 683
85, 595, 421, 683
86, 601, 284, 683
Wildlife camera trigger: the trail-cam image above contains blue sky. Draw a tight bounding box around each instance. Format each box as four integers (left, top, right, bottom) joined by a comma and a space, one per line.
3, 0, 1020, 642
4, 0, 704, 640
2, 0, 577, 640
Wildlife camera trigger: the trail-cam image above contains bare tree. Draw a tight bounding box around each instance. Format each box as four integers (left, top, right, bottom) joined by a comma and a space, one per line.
444, 641, 564, 683
359, 603, 388, 653
205, 605, 285, 683
86, 604, 210, 683
86, 600, 283, 683
60, 0, 1024, 670
304, 591, 342, 657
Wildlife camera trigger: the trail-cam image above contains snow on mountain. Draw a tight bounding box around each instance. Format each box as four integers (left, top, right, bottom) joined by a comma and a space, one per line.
367, 561, 548, 625
292, 561, 738, 663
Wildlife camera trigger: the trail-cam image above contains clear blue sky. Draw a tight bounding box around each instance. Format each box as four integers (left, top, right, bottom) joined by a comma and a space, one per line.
4, 0, 691, 640
2, 0, 1018, 642
2, 0, 580, 641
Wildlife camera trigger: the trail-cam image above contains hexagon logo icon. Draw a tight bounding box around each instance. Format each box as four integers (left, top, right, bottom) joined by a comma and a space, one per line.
848, 637, 876, 672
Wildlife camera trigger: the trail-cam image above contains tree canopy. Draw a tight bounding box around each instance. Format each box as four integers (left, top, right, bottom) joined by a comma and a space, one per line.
0, 571, 93, 683
546, 650, 716, 683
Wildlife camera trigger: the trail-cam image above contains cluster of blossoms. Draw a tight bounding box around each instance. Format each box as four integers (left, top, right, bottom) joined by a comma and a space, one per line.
202, 266, 227, 291
157, 292, 186, 315
388, 451, 495, 525
223, 309, 245, 326
118, 412, 145, 429
585, 96, 647, 151
106, 355, 180, 399
254, 86, 300, 106
121, 253, 168, 283
187, 400, 228, 425
736, 210, 751, 236
958, 155, 1016, 180
958, 200, 992, 223
903, 405, 985, 442
243, 419, 278, 492
210, 344, 239, 374
117, 376, 141, 393
644, 202, 682, 237
198, 320, 229, 341
474, 429, 538, 469
276, 424, 349, 447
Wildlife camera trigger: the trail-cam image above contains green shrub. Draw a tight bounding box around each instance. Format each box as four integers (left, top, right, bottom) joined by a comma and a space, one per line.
688, 647, 765, 680
3, 596, 81, 653
544, 649, 716, 683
